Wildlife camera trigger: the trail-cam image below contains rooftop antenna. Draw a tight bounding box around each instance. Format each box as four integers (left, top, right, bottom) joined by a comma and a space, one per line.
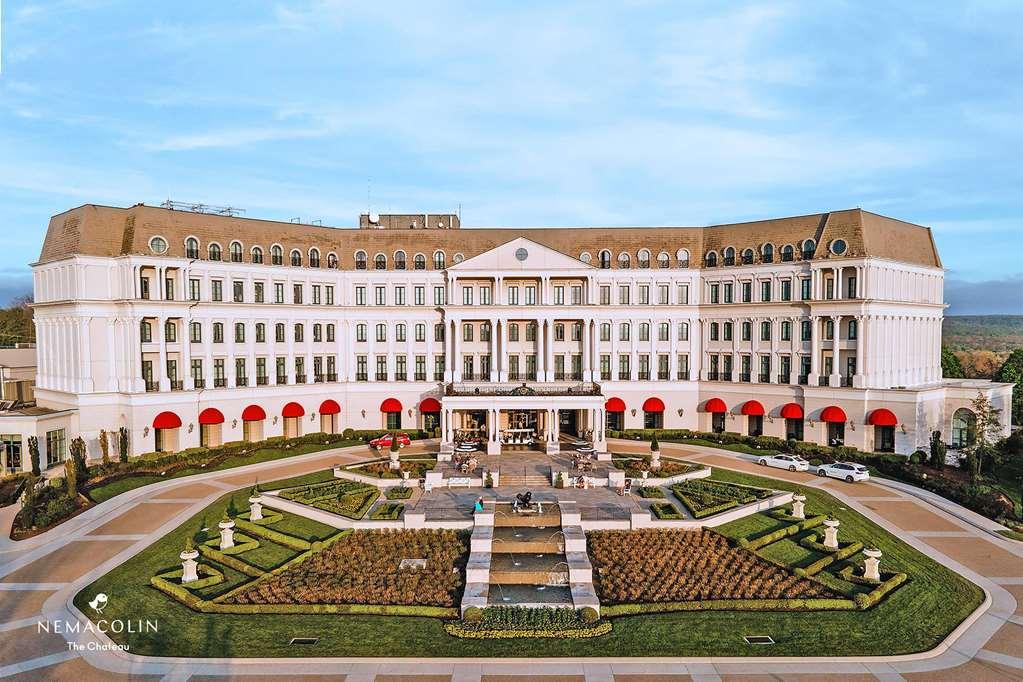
311, 219, 322, 226
160, 199, 245, 217
290, 217, 301, 223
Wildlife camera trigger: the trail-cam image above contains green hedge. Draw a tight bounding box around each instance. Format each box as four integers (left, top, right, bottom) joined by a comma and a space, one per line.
637, 486, 666, 498
238, 509, 284, 526
837, 564, 882, 586
197, 545, 264, 577
203, 532, 259, 555
794, 540, 865, 577
739, 514, 827, 550
650, 502, 684, 519
600, 597, 857, 616
444, 621, 612, 639
370, 503, 404, 520
233, 517, 311, 551
385, 486, 414, 500
854, 572, 909, 609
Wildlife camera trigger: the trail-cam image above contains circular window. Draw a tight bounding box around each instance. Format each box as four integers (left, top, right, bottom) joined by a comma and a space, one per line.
830, 239, 848, 255
149, 236, 168, 254
453, 253, 464, 263
515, 248, 529, 262
579, 252, 592, 264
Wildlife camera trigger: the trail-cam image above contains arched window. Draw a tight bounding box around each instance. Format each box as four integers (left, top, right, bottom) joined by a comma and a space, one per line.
251, 246, 264, 264
394, 250, 406, 270
657, 251, 670, 268
781, 244, 795, 262
374, 253, 387, 270
413, 253, 426, 270
762, 243, 774, 263
185, 237, 199, 260
433, 250, 446, 270
741, 248, 754, 265
327, 252, 338, 269
309, 248, 320, 268
230, 241, 243, 263
208, 243, 222, 261
801, 239, 816, 260
290, 249, 302, 267
637, 249, 651, 269
355, 251, 367, 270
847, 319, 858, 340
270, 245, 283, 265
617, 252, 631, 269
676, 249, 690, 267
598, 250, 611, 269
723, 247, 736, 266
951, 408, 977, 449
705, 251, 718, 267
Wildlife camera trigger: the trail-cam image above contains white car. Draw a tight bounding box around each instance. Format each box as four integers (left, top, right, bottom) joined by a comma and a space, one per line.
757, 454, 810, 472
816, 462, 870, 483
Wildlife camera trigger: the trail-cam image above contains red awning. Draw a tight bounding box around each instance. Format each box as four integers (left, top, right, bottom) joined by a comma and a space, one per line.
704, 398, 727, 413
741, 400, 765, 416
821, 406, 847, 423
380, 398, 403, 413
198, 408, 224, 425
605, 397, 626, 412
780, 402, 804, 419
642, 397, 665, 413
868, 408, 898, 427
282, 402, 305, 418
419, 397, 441, 412
319, 399, 341, 415
153, 411, 182, 429
242, 405, 266, 421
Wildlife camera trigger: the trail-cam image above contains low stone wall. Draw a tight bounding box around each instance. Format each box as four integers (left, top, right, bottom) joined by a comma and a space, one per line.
260, 493, 471, 530
579, 491, 793, 531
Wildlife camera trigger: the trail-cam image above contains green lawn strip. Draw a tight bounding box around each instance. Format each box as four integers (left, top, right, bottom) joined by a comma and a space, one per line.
74, 465, 985, 658
997, 528, 1023, 542
85, 441, 364, 503
256, 508, 337, 542
664, 438, 782, 457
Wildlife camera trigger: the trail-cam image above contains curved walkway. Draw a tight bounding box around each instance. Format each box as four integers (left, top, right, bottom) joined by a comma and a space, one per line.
0, 439, 1021, 681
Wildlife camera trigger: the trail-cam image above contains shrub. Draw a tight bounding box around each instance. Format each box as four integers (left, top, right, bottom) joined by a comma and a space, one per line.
463, 606, 483, 623
28, 436, 40, 476
739, 515, 826, 550
579, 606, 599, 623
484, 471, 494, 489
444, 606, 608, 639
637, 486, 665, 498
909, 450, 925, 465
342, 428, 356, 440
854, 573, 908, 609
385, 486, 414, 500
370, 503, 404, 520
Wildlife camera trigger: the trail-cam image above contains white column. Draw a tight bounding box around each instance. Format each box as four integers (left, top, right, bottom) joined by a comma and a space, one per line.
158, 316, 170, 391
451, 319, 461, 382
808, 316, 820, 384
489, 318, 498, 382
581, 319, 591, 381
855, 315, 867, 388
830, 315, 841, 385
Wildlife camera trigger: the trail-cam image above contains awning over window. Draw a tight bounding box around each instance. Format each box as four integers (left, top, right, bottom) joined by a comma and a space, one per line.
319, 399, 341, 415
642, 397, 665, 413
605, 397, 626, 412
821, 406, 847, 423
198, 408, 224, 425
703, 398, 727, 413
242, 405, 266, 421
779, 402, 804, 420
740, 400, 765, 417
282, 402, 305, 418
868, 408, 898, 427
153, 411, 182, 429
380, 398, 403, 413
419, 397, 441, 412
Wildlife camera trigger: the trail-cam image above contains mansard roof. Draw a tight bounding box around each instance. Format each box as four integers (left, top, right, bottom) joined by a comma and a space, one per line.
36, 203, 942, 269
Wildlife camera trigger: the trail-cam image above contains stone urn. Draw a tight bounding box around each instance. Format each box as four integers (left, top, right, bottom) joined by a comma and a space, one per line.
249, 494, 263, 521
863, 548, 882, 581
180, 541, 200, 584
650, 451, 661, 472
641, 469, 649, 480
219, 515, 236, 550
823, 518, 840, 550
791, 494, 807, 520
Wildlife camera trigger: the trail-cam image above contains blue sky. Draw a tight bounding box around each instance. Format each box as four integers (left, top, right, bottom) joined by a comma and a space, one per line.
1, 1, 1021, 313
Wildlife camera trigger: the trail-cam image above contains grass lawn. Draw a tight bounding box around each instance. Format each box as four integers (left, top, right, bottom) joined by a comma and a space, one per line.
665, 438, 782, 458
85, 440, 366, 504
76, 467, 984, 658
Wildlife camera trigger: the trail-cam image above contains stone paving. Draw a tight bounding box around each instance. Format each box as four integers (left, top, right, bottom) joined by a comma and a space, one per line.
0, 438, 1022, 680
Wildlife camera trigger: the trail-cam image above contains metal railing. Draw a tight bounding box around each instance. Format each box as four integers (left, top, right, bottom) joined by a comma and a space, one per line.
445, 381, 601, 397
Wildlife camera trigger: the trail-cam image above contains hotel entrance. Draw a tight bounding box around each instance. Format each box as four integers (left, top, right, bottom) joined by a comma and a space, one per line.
503, 409, 539, 446
559, 409, 578, 436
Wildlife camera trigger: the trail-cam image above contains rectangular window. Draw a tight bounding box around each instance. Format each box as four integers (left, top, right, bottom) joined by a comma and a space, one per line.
553, 286, 564, 305
275, 323, 285, 343
677, 322, 689, 341
781, 321, 792, 341
600, 323, 610, 341
658, 284, 669, 305
294, 324, 304, 343
140, 276, 150, 300
254, 282, 265, 303
741, 281, 752, 303
274, 282, 284, 303
375, 286, 386, 305
638, 285, 650, 305
481, 286, 492, 305
190, 322, 202, 343
554, 324, 565, 342
256, 323, 266, 343
618, 354, 631, 380
619, 323, 630, 341
415, 355, 426, 380
326, 285, 334, 305
639, 323, 649, 342
293, 284, 303, 304
395, 286, 406, 306
741, 321, 751, 341
396, 324, 407, 342
709, 283, 719, 304
414, 286, 425, 305
233, 281, 244, 303
760, 321, 771, 341
212, 280, 223, 302
525, 323, 536, 342
356, 356, 368, 381
509, 323, 519, 342
190, 359, 203, 385
678, 284, 689, 305
618, 285, 630, 305
600, 354, 611, 380
415, 323, 426, 342
356, 286, 367, 306
165, 277, 175, 301
213, 323, 224, 343
800, 278, 811, 301
45, 428, 66, 467
781, 279, 792, 301
848, 276, 857, 298
525, 286, 536, 305
761, 281, 771, 302
433, 286, 445, 305
571, 285, 582, 305
396, 355, 407, 380
312, 284, 321, 305
434, 355, 445, 380
377, 323, 387, 343
723, 283, 734, 304
508, 286, 519, 305
826, 278, 835, 300
599, 285, 611, 305
463, 286, 473, 305
189, 278, 201, 301
658, 322, 669, 341
801, 320, 811, 341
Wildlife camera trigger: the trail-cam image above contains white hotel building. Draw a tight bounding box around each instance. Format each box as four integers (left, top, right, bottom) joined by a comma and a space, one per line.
0, 203, 1011, 471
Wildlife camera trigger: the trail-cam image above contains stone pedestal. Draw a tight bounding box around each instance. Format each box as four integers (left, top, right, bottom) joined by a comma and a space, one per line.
180, 548, 200, 583
791, 494, 806, 520
486, 440, 501, 456
249, 496, 263, 521
219, 518, 236, 550
389, 450, 401, 470
650, 451, 661, 471
823, 518, 840, 550
863, 548, 882, 581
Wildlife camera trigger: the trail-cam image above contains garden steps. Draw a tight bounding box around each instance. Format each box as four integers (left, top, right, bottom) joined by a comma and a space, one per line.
490, 552, 570, 586
486, 583, 573, 606
499, 474, 552, 488
493, 508, 562, 527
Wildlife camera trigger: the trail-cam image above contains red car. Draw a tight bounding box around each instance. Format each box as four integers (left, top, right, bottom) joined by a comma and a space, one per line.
370, 432, 411, 449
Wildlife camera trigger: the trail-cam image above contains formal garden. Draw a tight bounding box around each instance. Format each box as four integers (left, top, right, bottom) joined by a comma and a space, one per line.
75, 462, 983, 657
6, 428, 430, 539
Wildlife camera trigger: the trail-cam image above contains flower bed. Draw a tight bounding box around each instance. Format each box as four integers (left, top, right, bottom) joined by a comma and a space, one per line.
612, 455, 700, 478
588, 529, 837, 605
371, 503, 404, 520
354, 458, 436, 479
445, 606, 610, 639
278, 480, 380, 519
385, 486, 415, 500
222, 529, 469, 608
636, 486, 665, 499
671, 479, 771, 519
650, 502, 684, 520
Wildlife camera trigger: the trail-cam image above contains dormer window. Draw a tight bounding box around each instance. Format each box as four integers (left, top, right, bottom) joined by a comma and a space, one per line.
271, 245, 283, 265
762, 243, 774, 263
801, 239, 816, 260
185, 237, 199, 259
355, 251, 367, 270
741, 248, 754, 265
251, 246, 264, 264
375, 253, 387, 270
676, 249, 690, 268
723, 247, 736, 266
413, 253, 426, 270
433, 251, 446, 270
637, 249, 651, 269
704, 251, 718, 267
781, 244, 794, 262
290, 249, 302, 267
657, 251, 670, 268
598, 250, 611, 269
209, 243, 222, 261
394, 251, 407, 270
327, 252, 338, 269
309, 248, 320, 268
618, 252, 631, 269
230, 241, 243, 263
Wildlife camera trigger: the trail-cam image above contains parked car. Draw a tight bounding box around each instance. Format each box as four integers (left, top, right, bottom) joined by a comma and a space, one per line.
369, 432, 411, 449
816, 461, 870, 483
757, 454, 810, 472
